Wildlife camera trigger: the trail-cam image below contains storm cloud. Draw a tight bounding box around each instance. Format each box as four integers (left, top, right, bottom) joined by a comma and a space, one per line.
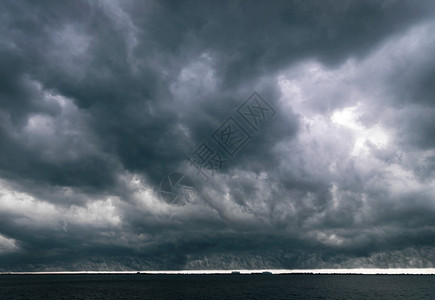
0, 0, 435, 271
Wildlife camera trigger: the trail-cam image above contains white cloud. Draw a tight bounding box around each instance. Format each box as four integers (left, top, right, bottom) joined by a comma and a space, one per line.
0, 234, 19, 254
0, 179, 122, 230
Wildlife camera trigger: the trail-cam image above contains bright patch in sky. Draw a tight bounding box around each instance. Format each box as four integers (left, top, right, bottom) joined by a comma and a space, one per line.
332, 104, 389, 155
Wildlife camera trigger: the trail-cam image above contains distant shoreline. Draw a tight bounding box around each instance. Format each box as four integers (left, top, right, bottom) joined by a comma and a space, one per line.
2, 269, 435, 275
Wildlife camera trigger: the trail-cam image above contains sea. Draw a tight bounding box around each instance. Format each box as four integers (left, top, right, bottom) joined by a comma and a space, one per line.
1, 273, 435, 299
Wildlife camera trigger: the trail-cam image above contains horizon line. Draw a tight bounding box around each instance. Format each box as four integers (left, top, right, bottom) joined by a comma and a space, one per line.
2, 268, 435, 275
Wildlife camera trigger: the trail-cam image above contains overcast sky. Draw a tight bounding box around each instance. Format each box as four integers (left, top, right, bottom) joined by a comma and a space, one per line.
1, 0, 435, 271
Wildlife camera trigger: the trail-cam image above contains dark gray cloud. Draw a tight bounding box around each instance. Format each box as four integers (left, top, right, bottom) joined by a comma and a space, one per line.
0, 0, 435, 271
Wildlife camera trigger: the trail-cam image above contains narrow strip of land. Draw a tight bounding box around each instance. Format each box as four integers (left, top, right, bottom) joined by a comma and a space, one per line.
2, 269, 435, 275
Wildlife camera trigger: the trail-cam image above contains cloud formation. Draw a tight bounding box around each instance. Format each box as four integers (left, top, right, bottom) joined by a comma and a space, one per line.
0, 0, 435, 271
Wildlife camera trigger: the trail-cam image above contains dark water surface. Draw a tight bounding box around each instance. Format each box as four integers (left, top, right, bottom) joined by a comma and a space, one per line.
0, 274, 434, 299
